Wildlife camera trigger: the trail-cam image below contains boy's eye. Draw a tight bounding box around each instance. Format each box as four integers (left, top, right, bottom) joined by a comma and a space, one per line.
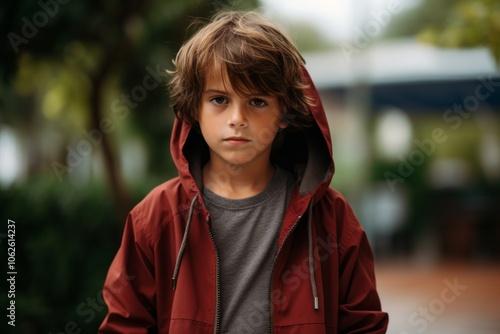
250, 99, 267, 107
210, 97, 228, 105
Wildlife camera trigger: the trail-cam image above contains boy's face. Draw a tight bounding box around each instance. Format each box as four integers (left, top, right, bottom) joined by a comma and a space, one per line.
197, 69, 286, 169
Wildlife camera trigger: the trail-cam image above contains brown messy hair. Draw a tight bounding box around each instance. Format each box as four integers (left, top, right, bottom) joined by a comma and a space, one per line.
168, 10, 314, 131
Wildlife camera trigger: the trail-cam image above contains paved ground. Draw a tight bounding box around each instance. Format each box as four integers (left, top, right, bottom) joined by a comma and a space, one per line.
375, 261, 500, 334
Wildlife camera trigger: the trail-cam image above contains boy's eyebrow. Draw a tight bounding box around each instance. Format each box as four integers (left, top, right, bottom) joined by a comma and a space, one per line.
204, 88, 272, 98
203, 89, 228, 94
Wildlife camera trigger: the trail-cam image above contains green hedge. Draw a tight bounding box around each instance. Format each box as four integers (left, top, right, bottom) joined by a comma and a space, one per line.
0, 177, 149, 333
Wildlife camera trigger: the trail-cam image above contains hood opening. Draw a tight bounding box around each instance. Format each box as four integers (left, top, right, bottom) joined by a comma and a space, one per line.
273, 122, 333, 196
172, 68, 335, 199
182, 129, 210, 191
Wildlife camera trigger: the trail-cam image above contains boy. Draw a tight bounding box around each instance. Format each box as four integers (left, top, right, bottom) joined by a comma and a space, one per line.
99, 10, 388, 334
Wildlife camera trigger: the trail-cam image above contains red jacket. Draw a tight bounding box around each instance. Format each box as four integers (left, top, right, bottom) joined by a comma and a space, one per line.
99, 69, 388, 333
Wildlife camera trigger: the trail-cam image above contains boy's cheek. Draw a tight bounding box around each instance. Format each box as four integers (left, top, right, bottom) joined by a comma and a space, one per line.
268, 116, 287, 130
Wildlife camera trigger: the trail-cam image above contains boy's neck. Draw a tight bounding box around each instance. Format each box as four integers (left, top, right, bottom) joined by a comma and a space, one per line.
202, 159, 276, 199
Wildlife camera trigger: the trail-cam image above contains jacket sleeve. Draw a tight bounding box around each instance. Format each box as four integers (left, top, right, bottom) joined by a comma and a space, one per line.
99, 209, 158, 333
336, 198, 389, 334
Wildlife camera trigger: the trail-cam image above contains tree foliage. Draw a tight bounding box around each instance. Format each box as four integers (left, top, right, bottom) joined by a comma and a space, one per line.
418, 0, 500, 65
384, 0, 500, 66
1, 0, 258, 219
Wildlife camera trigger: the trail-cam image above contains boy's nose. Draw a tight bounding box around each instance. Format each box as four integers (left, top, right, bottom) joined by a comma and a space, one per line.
227, 104, 248, 128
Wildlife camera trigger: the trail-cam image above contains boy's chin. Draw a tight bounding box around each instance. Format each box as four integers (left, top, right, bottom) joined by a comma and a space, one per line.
208, 146, 273, 169
222, 156, 254, 167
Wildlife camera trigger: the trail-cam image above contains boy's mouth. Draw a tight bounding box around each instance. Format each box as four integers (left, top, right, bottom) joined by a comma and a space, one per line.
223, 137, 251, 145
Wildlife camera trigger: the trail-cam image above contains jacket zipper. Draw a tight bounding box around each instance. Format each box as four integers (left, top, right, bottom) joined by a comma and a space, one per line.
206, 216, 221, 334
268, 215, 302, 334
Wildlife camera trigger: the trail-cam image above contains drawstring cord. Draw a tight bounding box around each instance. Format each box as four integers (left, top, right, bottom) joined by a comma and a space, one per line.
172, 194, 198, 290
308, 196, 319, 310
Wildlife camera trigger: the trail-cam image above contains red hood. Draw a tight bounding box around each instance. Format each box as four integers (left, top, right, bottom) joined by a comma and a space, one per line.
170, 67, 335, 204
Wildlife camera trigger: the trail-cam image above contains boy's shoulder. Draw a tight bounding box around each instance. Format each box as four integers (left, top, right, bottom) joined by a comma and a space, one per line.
127, 176, 189, 235
319, 186, 353, 212
141, 175, 184, 200
317, 186, 365, 249
316, 187, 357, 227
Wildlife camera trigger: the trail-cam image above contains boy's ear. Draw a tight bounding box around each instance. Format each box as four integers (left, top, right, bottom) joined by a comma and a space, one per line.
278, 107, 290, 129
279, 111, 293, 129
278, 120, 288, 129
193, 109, 199, 122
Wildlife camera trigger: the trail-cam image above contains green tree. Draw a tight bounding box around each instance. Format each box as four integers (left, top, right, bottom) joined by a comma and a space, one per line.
384, 0, 500, 66
1, 0, 258, 220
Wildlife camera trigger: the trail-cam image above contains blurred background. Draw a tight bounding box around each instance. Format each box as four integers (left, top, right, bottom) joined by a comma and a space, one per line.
1, 0, 499, 333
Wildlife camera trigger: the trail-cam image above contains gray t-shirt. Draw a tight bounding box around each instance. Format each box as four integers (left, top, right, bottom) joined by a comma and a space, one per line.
202, 167, 295, 334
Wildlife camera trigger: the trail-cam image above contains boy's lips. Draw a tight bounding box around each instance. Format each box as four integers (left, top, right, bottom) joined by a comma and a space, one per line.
223, 136, 251, 145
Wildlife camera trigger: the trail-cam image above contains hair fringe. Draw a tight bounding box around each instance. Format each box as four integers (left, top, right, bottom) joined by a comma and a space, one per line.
168, 10, 314, 131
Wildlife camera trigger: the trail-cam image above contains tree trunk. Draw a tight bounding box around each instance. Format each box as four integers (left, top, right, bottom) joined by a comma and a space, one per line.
90, 67, 131, 224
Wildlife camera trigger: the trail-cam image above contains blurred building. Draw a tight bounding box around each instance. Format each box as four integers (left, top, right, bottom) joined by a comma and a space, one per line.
305, 39, 500, 262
